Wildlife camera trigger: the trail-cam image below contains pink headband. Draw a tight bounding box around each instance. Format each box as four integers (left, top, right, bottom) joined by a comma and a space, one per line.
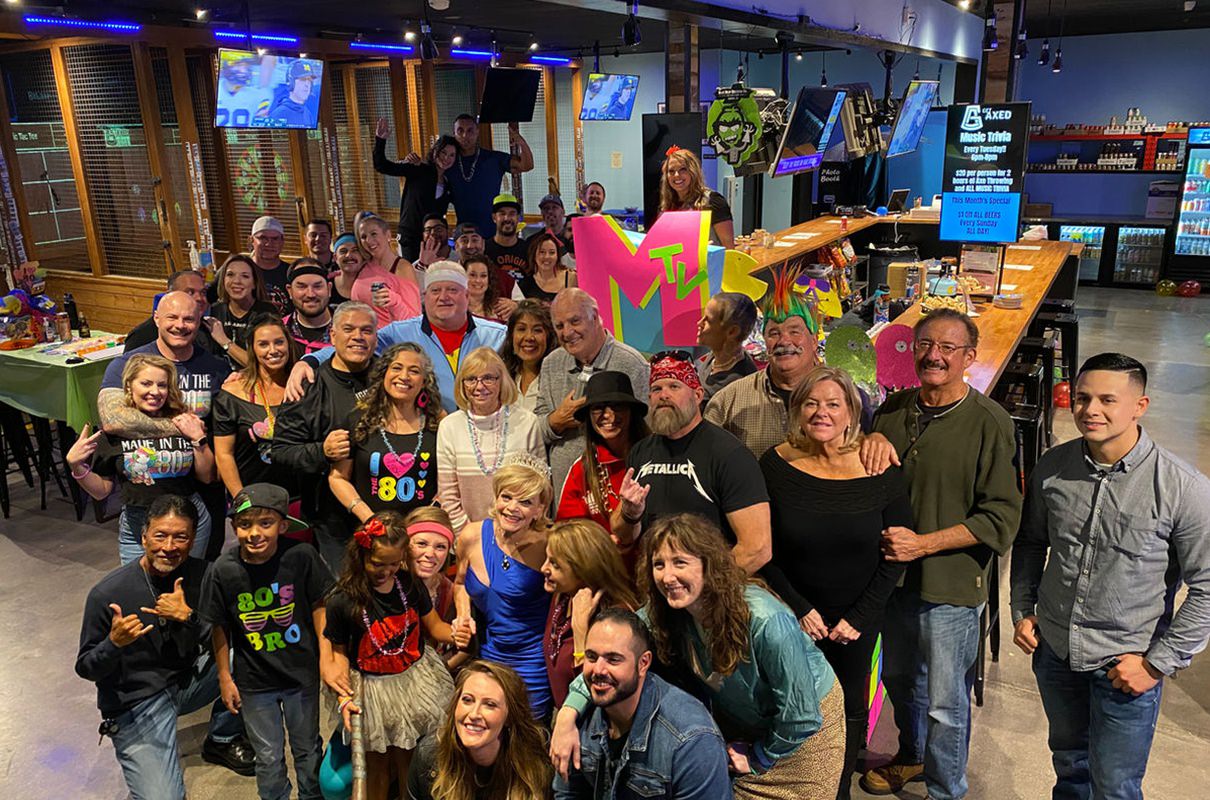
407, 520, 454, 545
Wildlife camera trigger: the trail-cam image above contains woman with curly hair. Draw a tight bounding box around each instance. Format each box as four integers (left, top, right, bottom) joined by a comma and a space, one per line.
658, 147, 734, 248
498, 299, 556, 414
329, 342, 445, 529
553, 513, 844, 799
454, 458, 555, 719
407, 660, 553, 800
540, 518, 639, 706
464, 253, 513, 322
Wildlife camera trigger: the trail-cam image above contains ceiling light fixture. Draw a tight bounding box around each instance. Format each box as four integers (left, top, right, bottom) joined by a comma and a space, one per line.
1015, 28, 1028, 59
795, 51, 803, 61
420, 18, 438, 60
959, 0, 971, 9
451, 31, 464, 46
982, 11, 999, 51
820, 51, 827, 87
1052, 0, 1066, 73
195, 8, 207, 20
1038, 0, 1052, 65
404, 28, 417, 42
622, 0, 641, 47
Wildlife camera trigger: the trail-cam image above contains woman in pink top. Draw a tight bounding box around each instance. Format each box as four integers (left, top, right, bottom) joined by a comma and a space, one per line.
331, 232, 418, 327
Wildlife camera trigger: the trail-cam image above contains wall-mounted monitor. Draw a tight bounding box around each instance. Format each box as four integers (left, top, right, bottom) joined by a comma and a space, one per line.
770, 86, 847, 177
216, 49, 323, 129
479, 67, 541, 124
886, 80, 941, 158
581, 73, 640, 121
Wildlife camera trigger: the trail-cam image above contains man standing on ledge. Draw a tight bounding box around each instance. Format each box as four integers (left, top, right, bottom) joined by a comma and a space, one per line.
448, 114, 533, 238
861, 308, 1021, 800
1012, 352, 1210, 800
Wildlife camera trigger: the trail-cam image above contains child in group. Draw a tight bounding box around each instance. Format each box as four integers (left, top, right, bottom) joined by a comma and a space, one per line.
199, 483, 333, 800
323, 512, 472, 799
402, 506, 470, 670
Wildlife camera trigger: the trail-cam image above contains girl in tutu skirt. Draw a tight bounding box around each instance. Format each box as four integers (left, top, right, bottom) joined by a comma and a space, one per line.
324, 512, 472, 799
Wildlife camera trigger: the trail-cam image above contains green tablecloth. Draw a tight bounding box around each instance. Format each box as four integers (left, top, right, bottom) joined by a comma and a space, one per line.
0, 331, 122, 430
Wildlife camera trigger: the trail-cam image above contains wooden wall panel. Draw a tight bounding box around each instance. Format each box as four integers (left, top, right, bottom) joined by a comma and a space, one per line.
42, 272, 160, 333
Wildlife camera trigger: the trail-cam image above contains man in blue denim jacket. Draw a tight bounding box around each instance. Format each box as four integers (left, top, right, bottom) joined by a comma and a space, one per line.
553, 608, 732, 800
1011, 353, 1210, 800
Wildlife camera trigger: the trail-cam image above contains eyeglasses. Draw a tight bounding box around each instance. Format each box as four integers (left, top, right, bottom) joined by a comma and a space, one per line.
913, 340, 972, 356
462, 374, 500, 387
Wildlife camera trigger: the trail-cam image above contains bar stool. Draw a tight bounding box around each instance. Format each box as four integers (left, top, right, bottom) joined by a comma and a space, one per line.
993, 360, 1045, 411
1041, 298, 1075, 314
975, 555, 1002, 708
1030, 311, 1080, 382
1014, 335, 1057, 445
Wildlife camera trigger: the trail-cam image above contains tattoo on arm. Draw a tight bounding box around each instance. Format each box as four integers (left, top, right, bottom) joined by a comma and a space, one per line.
97, 388, 179, 438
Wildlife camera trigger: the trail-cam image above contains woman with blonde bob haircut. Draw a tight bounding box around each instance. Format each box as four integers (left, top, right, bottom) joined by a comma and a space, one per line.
637, 513, 844, 798
455, 457, 558, 718
761, 365, 914, 800
541, 519, 639, 705
657, 147, 735, 247
407, 659, 553, 800
438, 347, 545, 532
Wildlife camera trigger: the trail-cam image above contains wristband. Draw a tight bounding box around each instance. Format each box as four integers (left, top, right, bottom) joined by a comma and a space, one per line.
348, 498, 365, 514
70, 462, 93, 480
191, 439, 207, 449
621, 508, 643, 526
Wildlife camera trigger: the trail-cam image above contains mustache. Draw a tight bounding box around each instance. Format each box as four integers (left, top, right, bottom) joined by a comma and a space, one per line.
771, 344, 805, 357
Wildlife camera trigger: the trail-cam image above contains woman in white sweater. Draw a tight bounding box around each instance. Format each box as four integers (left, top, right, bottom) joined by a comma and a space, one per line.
436, 347, 545, 533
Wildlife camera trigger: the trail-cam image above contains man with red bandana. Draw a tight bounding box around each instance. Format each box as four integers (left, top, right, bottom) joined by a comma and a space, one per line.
612, 350, 771, 575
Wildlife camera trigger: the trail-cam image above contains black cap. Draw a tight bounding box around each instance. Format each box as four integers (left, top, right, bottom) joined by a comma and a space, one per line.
574, 371, 648, 422
454, 222, 481, 240
228, 483, 308, 531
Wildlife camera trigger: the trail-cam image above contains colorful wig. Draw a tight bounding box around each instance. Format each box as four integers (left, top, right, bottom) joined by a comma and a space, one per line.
760, 264, 819, 335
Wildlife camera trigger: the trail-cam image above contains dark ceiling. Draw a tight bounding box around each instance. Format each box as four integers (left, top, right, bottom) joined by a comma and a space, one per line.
15, 0, 1210, 54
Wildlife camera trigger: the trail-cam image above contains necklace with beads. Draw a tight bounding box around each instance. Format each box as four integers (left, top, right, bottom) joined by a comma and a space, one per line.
467, 406, 510, 475
547, 594, 573, 662
361, 576, 411, 656
589, 458, 621, 515
379, 417, 425, 462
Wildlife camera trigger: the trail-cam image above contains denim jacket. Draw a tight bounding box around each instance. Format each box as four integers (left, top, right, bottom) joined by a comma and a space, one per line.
553, 673, 732, 800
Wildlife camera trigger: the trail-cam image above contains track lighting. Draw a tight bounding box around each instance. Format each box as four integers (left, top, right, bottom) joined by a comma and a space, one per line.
622, 0, 641, 47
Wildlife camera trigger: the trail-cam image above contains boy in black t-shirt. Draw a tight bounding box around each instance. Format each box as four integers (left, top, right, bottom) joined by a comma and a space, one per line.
200, 483, 333, 800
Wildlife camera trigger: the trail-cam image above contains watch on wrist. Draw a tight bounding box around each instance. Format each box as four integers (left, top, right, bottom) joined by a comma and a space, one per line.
221, 340, 231, 352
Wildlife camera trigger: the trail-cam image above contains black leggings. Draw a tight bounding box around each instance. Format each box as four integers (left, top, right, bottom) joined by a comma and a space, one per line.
815, 629, 880, 800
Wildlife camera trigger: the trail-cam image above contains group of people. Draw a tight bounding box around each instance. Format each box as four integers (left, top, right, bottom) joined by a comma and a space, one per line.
69, 117, 1209, 800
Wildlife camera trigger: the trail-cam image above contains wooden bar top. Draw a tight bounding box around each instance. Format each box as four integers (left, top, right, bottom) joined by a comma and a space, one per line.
884, 240, 1073, 394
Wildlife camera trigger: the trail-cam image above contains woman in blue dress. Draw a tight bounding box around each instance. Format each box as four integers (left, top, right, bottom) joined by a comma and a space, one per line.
454, 455, 555, 719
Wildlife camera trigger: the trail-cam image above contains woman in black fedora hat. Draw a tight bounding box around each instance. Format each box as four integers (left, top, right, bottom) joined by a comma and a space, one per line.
554, 371, 649, 553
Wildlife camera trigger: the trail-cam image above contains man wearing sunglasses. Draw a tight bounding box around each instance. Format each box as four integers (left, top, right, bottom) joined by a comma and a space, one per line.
76, 495, 255, 798
860, 308, 1021, 799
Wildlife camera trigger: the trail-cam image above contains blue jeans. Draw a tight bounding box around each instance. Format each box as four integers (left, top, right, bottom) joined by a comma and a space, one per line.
240, 685, 323, 800
881, 590, 983, 800
109, 649, 242, 799
1032, 638, 1162, 800
117, 494, 212, 565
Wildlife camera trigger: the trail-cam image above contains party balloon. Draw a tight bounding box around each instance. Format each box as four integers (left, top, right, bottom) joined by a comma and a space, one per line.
874, 323, 920, 390
1204, 332, 1210, 348
1155, 279, 1178, 297
824, 325, 876, 386
1178, 280, 1202, 298
1053, 381, 1071, 409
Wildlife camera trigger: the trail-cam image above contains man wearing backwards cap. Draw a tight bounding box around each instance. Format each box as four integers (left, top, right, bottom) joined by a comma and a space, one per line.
287, 261, 506, 414
612, 350, 772, 575
284, 258, 333, 354
485, 193, 529, 291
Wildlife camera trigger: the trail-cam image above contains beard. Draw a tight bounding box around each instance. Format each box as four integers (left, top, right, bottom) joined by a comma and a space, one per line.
589, 671, 641, 708
648, 399, 697, 436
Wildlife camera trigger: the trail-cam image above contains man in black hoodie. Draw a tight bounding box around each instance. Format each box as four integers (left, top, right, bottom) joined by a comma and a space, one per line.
272, 301, 377, 569
76, 495, 254, 797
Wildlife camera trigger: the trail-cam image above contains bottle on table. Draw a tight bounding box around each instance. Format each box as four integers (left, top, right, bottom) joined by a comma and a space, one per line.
77, 314, 91, 338
63, 292, 80, 330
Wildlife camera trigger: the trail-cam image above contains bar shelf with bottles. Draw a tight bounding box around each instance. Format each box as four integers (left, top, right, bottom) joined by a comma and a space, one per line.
1023, 216, 1173, 288
1027, 110, 1189, 174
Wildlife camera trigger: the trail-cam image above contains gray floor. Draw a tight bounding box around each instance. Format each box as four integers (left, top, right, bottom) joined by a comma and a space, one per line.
2, 287, 1208, 798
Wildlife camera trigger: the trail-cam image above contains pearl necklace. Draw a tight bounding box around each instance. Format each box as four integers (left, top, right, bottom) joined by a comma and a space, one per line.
467, 406, 510, 475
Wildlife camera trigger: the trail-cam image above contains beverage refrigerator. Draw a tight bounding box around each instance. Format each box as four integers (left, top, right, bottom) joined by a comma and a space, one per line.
1059, 225, 1105, 282
1171, 126, 1210, 283
1113, 227, 1167, 285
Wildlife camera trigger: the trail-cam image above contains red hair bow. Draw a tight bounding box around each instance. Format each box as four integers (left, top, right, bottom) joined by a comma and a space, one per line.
354, 517, 387, 549
665, 144, 683, 157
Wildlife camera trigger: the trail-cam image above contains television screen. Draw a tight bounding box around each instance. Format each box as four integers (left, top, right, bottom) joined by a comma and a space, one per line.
770, 87, 847, 177
216, 50, 323, 129
581, 73, 640, 121
886, 80, 941, 158
479, 68, 541, 124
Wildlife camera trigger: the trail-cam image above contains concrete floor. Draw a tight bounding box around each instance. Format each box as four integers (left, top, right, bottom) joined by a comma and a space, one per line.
1, 287, 1208, 799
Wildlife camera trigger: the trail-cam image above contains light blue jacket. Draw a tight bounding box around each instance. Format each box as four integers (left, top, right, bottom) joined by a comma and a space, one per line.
304, 313, 506, 413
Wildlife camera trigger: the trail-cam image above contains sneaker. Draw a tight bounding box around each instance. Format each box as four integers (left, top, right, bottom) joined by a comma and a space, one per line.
859, 761, 924, 795
202, 737, 256, 776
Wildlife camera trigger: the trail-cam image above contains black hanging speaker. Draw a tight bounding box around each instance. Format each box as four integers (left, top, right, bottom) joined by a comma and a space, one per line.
640, 112, 704, 232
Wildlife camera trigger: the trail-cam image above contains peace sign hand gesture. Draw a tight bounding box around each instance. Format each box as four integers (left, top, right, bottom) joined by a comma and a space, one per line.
140, 578, 192, 624
67, 423, 105, 471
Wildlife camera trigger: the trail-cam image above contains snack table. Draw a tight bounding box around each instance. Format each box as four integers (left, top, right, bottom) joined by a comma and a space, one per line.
0, 332, 123, 430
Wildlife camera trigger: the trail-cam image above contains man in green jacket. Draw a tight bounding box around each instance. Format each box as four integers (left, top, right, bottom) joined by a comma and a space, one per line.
860, 309, 1022, 800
